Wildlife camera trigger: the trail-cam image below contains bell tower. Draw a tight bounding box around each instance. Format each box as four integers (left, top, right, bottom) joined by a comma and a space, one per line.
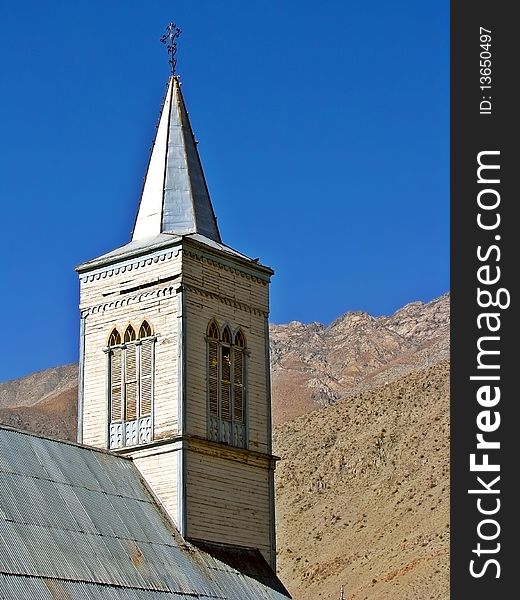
76, 70, 277, 567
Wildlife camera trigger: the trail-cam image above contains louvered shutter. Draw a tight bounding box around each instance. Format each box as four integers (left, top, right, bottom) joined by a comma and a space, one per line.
221, 383, 231, 421
110, 348, 122, 422
125, 344, 138, 421
140, 340, 153, 417
233, 349, 244, 423
221, 349, 231, 421
208, 340, 218, 416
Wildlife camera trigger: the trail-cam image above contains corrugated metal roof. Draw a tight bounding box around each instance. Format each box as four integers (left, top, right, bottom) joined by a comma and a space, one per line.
0, 426, 290, 599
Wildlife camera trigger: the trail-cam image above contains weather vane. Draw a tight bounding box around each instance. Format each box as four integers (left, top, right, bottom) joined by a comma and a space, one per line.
161, 22, 182, 75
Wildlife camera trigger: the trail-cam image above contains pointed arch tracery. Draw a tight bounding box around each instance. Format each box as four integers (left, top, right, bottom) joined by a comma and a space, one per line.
234, 328, 246, 348
207, 320, 219, 339
124, 325, 136, 343
139, 320, 153, 339
108, 328, 121, 347
221, 325, 232, 345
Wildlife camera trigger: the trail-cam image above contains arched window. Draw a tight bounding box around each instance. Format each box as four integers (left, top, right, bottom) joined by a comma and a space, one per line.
108, 320, 155, 450
220, 326, 232, 427
139, 321, 154, 423
222, 326, 232, 345
234, 329, 246, 348
206, 320, 247, 448
207, 321, 219, 426
109, 330, 123, 429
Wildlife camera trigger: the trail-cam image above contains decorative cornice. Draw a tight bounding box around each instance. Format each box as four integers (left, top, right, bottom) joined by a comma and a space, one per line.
81, 280, 268, 320
79, 241, 271, 317
79, 247, 182, 283
183, 248, 270, 285
79, 241, 271, 286
182, 282, 268, 318
81, 284, 179, 317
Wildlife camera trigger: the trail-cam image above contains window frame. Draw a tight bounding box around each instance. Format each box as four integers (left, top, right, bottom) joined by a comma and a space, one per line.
106, 320, 156, 449
206, 320, 248, 448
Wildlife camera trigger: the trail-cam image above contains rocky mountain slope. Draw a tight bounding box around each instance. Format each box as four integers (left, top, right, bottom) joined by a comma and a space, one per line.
274, 361, 450, 600
270, 293, 449, 424
0, 364, 78, 441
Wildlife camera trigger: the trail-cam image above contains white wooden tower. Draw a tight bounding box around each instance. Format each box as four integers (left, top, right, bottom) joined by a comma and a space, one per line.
76, 74, 277, 567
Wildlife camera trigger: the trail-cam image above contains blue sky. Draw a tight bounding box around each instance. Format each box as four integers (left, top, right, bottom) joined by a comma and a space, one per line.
0, 1, 449, 381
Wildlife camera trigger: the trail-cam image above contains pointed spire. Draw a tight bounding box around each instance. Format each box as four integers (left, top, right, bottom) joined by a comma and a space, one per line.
132, 77, 221, 243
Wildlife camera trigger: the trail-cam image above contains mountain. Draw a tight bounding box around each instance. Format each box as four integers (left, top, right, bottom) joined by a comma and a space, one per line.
0, 293, 450, 599
0, 365, 78, 441
0, 364, 78, 410
270, 293, 449, 424
274, 361, 449, 600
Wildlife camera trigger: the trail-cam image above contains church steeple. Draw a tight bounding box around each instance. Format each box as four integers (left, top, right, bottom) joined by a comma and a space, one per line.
132, 76, 221, 243
77, 28, 277, 570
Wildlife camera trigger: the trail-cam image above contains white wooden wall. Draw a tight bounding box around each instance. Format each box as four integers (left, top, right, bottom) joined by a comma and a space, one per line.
79, 245, 183, 448
181, 241, 275, 566
182, 245, 271, 453
131, 444, 180, 526
185, 448, 273, 565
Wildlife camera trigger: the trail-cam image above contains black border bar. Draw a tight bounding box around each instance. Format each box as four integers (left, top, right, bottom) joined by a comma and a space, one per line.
451, 2, 517, 596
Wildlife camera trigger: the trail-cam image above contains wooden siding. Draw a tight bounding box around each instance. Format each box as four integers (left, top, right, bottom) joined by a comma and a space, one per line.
80, 252, 182, 448
181, 243, 270, 312
182, 250, 271, 454
186, 449, 273, 565
79, 245, 183, 307
132, 445, 180, 526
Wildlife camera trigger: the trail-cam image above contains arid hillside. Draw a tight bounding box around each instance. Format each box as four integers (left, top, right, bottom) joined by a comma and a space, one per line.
0, 364, 78, 441
274, 361, 450, 600
270, 293, 449, 424
0, 364, 77, 410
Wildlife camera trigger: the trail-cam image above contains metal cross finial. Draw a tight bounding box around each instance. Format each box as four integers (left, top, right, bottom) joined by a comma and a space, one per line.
161, 22, 182, 75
